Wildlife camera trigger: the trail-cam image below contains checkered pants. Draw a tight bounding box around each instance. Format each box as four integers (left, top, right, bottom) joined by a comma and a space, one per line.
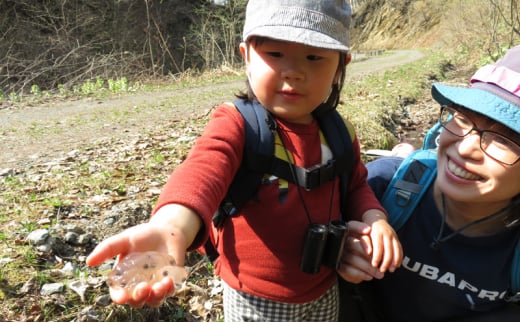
222, 279, 339, 322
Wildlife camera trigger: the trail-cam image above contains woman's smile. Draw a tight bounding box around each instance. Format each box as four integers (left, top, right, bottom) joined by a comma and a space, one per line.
447, 158, 482, 181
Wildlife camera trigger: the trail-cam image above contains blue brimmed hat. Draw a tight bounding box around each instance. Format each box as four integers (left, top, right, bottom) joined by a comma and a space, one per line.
242, 0, 351, 52
432, 45, 520, 133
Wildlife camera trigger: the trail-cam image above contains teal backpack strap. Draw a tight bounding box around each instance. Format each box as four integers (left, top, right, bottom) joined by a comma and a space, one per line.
510, 197, 520, 298
381, 149, 438, 230
422, 121, 443, 150
508, 237, 520, 301
382, 146, 520, 301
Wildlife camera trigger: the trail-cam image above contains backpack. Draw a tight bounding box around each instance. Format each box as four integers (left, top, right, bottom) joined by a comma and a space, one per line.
204, 99, 356, 261
380, 121, 520, 301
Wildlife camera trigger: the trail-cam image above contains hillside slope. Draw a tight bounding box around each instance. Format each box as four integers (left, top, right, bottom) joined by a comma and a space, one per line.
352, 0, 445, 50
350, 0, 517, 58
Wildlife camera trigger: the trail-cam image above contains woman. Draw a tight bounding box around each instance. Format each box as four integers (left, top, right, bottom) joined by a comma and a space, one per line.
339, 45, 520, 320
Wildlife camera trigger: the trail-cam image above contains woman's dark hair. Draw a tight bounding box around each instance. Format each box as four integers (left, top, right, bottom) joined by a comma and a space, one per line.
236, 37, 348, 112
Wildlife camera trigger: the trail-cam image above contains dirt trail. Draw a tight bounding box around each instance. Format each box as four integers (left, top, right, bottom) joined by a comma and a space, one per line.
0, 50, 424, 169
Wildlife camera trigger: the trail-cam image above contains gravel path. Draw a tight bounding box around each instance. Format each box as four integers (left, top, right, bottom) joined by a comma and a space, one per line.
0, 50, 425, 169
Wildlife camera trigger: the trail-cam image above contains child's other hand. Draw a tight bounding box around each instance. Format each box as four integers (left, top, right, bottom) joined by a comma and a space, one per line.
362, 209, 403, 273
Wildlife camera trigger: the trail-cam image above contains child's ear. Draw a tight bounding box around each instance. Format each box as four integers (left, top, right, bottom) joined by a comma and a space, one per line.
240, 42, 251, 76
239, 42, 248, 60
346, 52, 352, 66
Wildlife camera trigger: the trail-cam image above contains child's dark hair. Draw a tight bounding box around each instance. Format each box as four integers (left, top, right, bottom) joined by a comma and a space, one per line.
236, 37, 348, 112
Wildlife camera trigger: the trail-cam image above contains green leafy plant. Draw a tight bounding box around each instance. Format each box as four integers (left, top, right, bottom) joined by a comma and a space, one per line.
30, 84, 41, 96
108, 77, 129, 93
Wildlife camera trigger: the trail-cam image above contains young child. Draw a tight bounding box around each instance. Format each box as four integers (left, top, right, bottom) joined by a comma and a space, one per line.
86, 0, 402, 320
340, 45, 520, 320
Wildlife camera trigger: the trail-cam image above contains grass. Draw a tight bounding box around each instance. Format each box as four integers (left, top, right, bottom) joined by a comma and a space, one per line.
339, 49, 455, 152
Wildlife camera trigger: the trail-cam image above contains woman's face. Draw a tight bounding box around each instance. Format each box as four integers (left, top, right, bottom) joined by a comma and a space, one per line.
436, 106, 520, 206
240, 38, 340, 125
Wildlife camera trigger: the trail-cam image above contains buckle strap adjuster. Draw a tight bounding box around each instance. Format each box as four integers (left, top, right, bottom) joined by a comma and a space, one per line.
297, 160, 336, 190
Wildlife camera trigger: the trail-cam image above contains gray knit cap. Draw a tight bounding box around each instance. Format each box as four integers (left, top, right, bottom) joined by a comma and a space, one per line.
243, 0, 352, 52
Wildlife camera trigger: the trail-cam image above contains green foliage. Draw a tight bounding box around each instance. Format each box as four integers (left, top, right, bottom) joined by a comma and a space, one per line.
188, 0, 246, 69
108, 77, 129, 93
30, 85, 41, 96
8, 92, 19, 102
340, 50, 451, 151
478, 44, 510, 65
42, 197, 68, 209
0, 231, 7, 245
23, 247, 39, 267
7, 76, 138, 103
58, 84, 68, 97
77, 77, 105, 95
19, 220, 39, 233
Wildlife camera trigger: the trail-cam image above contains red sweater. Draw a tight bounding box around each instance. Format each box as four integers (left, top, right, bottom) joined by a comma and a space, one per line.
154, 103, 385, 303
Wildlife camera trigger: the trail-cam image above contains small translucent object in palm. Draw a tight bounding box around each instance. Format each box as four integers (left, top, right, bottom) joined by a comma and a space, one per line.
106, 251, 187, 295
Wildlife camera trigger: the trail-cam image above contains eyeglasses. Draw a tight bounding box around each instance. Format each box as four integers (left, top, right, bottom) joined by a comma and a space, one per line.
439, 106, 520, 165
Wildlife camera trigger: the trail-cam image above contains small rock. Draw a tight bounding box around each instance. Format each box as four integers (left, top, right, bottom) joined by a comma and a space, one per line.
0, 257, 12, 265
0, 168, 14, 176
40, 282, 64, 296
61, 262, 76, 276
77, 233, 92, 245
36, 244, 52, 253
63, 224, 85, 234
95, 294, 112, 306
68, 279, 88, 301
64, 231, 79, 244
27, 229, 49, 245
77, 306, 101, 322
19, 277, 38, 295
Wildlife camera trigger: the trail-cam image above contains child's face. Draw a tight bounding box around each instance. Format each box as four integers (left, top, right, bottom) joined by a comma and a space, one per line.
436, 106, 520, 206
240, 38, 341, 124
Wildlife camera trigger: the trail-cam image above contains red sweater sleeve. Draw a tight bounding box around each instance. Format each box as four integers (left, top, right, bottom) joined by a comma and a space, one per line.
344, 131, 387, 220
152, 104, 244, 250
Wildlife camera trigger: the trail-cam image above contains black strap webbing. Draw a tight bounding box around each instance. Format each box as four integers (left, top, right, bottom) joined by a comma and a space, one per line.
212, 99, 354, 227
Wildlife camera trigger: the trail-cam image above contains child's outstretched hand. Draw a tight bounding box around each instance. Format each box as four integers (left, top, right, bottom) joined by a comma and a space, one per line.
362, 209, 402, 273
86, 204, 201, 308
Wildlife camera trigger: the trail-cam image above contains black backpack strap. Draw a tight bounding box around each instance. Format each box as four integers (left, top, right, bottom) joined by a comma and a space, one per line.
206, 100, 275, 262
213, 101, 355, 227
314, 107, 354, 219
211, 99, 275, 228
247, 107, 354, 191
206, 101, 355, 262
